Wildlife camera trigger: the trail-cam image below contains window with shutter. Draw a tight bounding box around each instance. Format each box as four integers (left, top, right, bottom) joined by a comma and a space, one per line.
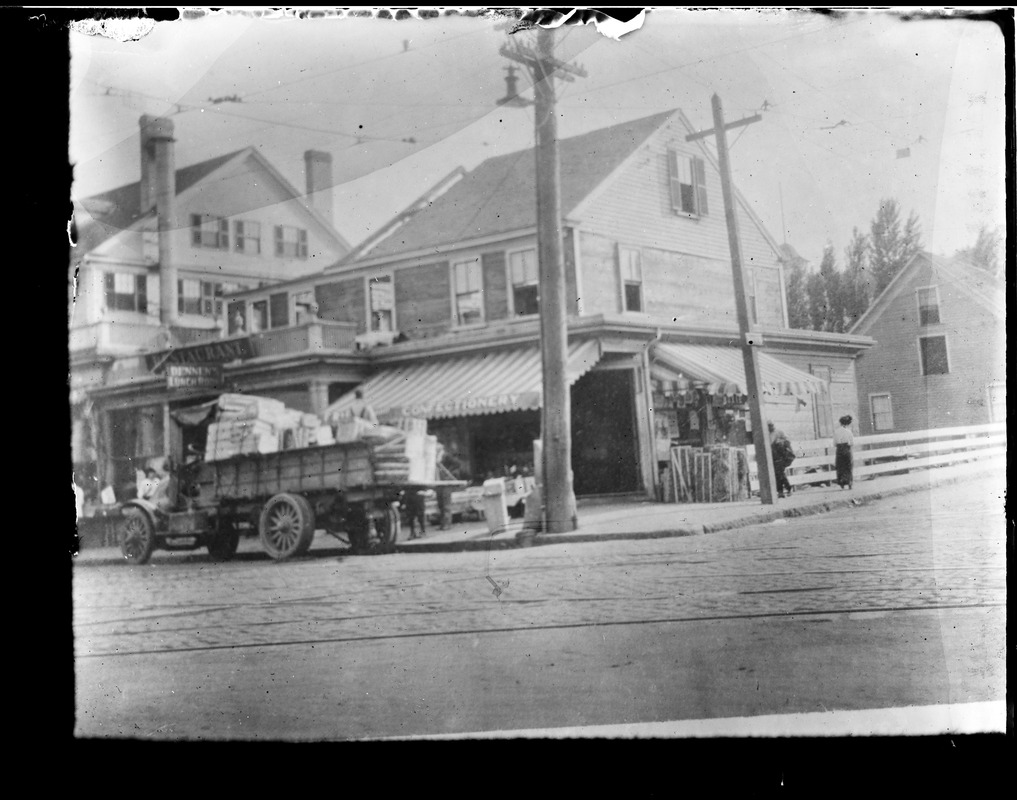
104, 272, 147, 312
508, 249, 539, 316
274, 225, 309, 258
667, 150, 708, 217
191, 214, 230, 249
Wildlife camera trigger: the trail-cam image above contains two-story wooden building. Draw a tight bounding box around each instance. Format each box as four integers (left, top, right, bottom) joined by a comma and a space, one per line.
70, 116, 352, 496
850, 251, 1005, 434
222, 109, 873, 497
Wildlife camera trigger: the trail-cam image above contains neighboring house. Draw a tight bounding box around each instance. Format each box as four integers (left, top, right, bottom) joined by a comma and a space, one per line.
70, 115, 352, 494
229, 109, 872, 496
850, 251, 1006, 434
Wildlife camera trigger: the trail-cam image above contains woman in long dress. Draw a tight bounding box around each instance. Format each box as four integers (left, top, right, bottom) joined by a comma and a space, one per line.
834, 414, 854, 489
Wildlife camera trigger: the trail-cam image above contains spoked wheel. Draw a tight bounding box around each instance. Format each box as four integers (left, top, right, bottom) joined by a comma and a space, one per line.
207, 517, 241, 562
259, 493, 315, 561
372, 502, 403, 553
119, 507, 155, 565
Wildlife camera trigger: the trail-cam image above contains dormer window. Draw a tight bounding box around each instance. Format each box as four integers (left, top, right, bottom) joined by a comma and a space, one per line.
667, 151, 708, 217
275, 225, 308, 258
917, 286, 941, 325
191, 214, 229, 249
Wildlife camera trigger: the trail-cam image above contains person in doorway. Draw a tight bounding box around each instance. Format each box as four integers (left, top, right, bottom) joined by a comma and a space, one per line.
767, 421, 795, 498
349, 389, 379, 425
834, 414, 854, 489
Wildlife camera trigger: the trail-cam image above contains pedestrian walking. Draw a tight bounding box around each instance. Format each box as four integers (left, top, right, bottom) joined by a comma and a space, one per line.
767, 421, 795, 498
834, 414, 854, 489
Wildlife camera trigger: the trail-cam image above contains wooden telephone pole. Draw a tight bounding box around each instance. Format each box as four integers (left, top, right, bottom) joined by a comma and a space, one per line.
686, 94, 778, 505
501, 27, 586, 532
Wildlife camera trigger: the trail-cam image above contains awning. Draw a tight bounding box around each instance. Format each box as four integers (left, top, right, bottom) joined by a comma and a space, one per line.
651, 343, 827, 398
325, 339, 602, 421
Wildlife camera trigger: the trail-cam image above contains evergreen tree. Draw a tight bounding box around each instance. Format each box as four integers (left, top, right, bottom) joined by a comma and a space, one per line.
870, 198, 923, 296
805, 269, 827, 332
956, 225, 1003, 275
842, 227, 871, 329
817, 243, 846, 332
778, 244, 811, 329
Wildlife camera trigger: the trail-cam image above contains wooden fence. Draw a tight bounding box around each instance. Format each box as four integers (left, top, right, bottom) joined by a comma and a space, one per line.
746, 422, 1006, 492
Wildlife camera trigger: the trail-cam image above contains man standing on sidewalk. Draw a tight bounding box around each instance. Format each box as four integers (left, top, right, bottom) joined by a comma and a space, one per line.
767, 421, 795, 498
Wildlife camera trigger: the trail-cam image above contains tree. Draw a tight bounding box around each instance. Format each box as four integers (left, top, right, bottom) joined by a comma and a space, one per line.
956, 225, 1003, 275
842, 227, 871, 329
778, 244, 811, 329
870, 198, 923, 296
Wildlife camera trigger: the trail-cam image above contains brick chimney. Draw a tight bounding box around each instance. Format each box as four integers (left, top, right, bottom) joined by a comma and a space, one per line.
304, 149, 334, 228
139, 115, 178, 326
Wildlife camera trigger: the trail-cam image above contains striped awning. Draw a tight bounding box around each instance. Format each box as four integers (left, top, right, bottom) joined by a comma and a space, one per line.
325, 339, 602, 421
652, 343, 827, 398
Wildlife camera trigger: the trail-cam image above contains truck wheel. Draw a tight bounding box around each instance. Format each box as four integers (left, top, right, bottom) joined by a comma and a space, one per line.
207, 519, 240, 562
259, 493, 315, 560
119, 507, 155, 565
374, 502, 403, 552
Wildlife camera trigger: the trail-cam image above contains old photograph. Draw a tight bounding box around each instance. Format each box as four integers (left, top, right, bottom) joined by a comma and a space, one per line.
69, 7, 1007, 741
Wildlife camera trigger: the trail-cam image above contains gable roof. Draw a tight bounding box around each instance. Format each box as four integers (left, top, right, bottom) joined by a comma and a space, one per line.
74, 149, 247, 252
355, 109, 677, 261
74, 147, 352, 255
851, 250, 1005, 334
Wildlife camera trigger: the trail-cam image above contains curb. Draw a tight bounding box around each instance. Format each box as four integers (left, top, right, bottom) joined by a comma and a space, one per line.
404, 461, 1002, 553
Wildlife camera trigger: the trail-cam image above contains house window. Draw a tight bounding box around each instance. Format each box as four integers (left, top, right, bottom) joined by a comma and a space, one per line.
667, 151, 708, 216
453, 259, 484, 326
917, 286, 941, 325
810, 365, 833, 436
369, 275, 394, 332
178, 280, 244, 318
104, 272, 147, 313
619, 246, 643, 312
919, 335, 949, 375
234, 220, 261, 255
274, 225, 308, 258
191, 214, 230, 249
250, 300, 269, 333
870, 393, 894, 431
747, 270, 759, 325
509, 249, 539, 317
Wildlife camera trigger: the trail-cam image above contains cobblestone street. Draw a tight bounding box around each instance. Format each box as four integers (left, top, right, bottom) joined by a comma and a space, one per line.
72, 473, 1006, 739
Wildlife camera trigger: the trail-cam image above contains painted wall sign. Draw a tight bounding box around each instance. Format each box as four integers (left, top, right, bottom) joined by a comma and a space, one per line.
146, 337, 254, 372
396, 391, 541, 419
166, 364, 223, 390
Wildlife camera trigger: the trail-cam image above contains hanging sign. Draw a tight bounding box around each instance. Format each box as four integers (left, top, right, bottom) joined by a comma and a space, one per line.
146, 336, 254, 372
166, 364, 223, 391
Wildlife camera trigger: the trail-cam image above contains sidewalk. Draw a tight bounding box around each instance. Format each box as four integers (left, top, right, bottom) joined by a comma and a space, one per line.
73, 457, 1003, 561
394, 456, 1005, 553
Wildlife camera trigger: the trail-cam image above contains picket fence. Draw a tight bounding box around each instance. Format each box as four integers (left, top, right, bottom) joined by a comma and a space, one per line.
746, 422, 1006, 492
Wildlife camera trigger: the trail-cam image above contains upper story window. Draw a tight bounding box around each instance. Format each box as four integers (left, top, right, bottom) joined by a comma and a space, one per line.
234, 220, 262, 255
453, 259, 484, 326
618, 246, 643, 312
191, 214, 230, 249
178, 280, 248, 318
369, 275, 394, 332
919, 335, 949, 375
870, 393, 894, 431
667, 151, 708, 217
250, 300, 269, 333
916, 286, 941, 325
104, 272, 147, 313
275, 225, 308, 258
509, 249, 539, 317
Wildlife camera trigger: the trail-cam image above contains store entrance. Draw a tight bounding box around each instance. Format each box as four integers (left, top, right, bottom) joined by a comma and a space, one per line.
571, 368, 640, 495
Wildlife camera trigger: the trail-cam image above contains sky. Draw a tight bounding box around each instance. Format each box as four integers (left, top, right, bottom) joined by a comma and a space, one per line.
69, 7, 1008, 268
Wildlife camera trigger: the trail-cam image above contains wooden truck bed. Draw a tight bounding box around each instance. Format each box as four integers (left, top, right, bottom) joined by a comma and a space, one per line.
193, 440, 376, 504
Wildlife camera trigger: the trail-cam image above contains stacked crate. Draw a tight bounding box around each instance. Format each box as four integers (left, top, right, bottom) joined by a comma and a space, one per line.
668, 445, 750, 503
206, 394, 307, 462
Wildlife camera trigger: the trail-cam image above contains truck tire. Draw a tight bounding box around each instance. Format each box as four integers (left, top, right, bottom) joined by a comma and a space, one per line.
374, 502, 403, 553
207, 519, 240, 562
259, 493, 315, 560
119, 507, 156, 565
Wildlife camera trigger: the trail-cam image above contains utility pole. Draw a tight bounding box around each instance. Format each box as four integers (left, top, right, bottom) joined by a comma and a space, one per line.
686, 94, 778, 505
500, 27, 586, 532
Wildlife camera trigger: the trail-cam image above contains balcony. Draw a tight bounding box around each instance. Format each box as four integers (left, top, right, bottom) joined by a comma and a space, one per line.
71, 318, 361, 361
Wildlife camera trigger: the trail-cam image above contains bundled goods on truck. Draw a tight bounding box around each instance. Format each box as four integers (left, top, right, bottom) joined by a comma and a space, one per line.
206, 393, 324, 461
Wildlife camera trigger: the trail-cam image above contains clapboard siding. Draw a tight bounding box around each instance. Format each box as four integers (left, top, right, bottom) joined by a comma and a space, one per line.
764, 349, 860, 439
316, 278, 365, 331
395, 260, 452, 339
853, 258, 1005, 434
577, 118, 786, 324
